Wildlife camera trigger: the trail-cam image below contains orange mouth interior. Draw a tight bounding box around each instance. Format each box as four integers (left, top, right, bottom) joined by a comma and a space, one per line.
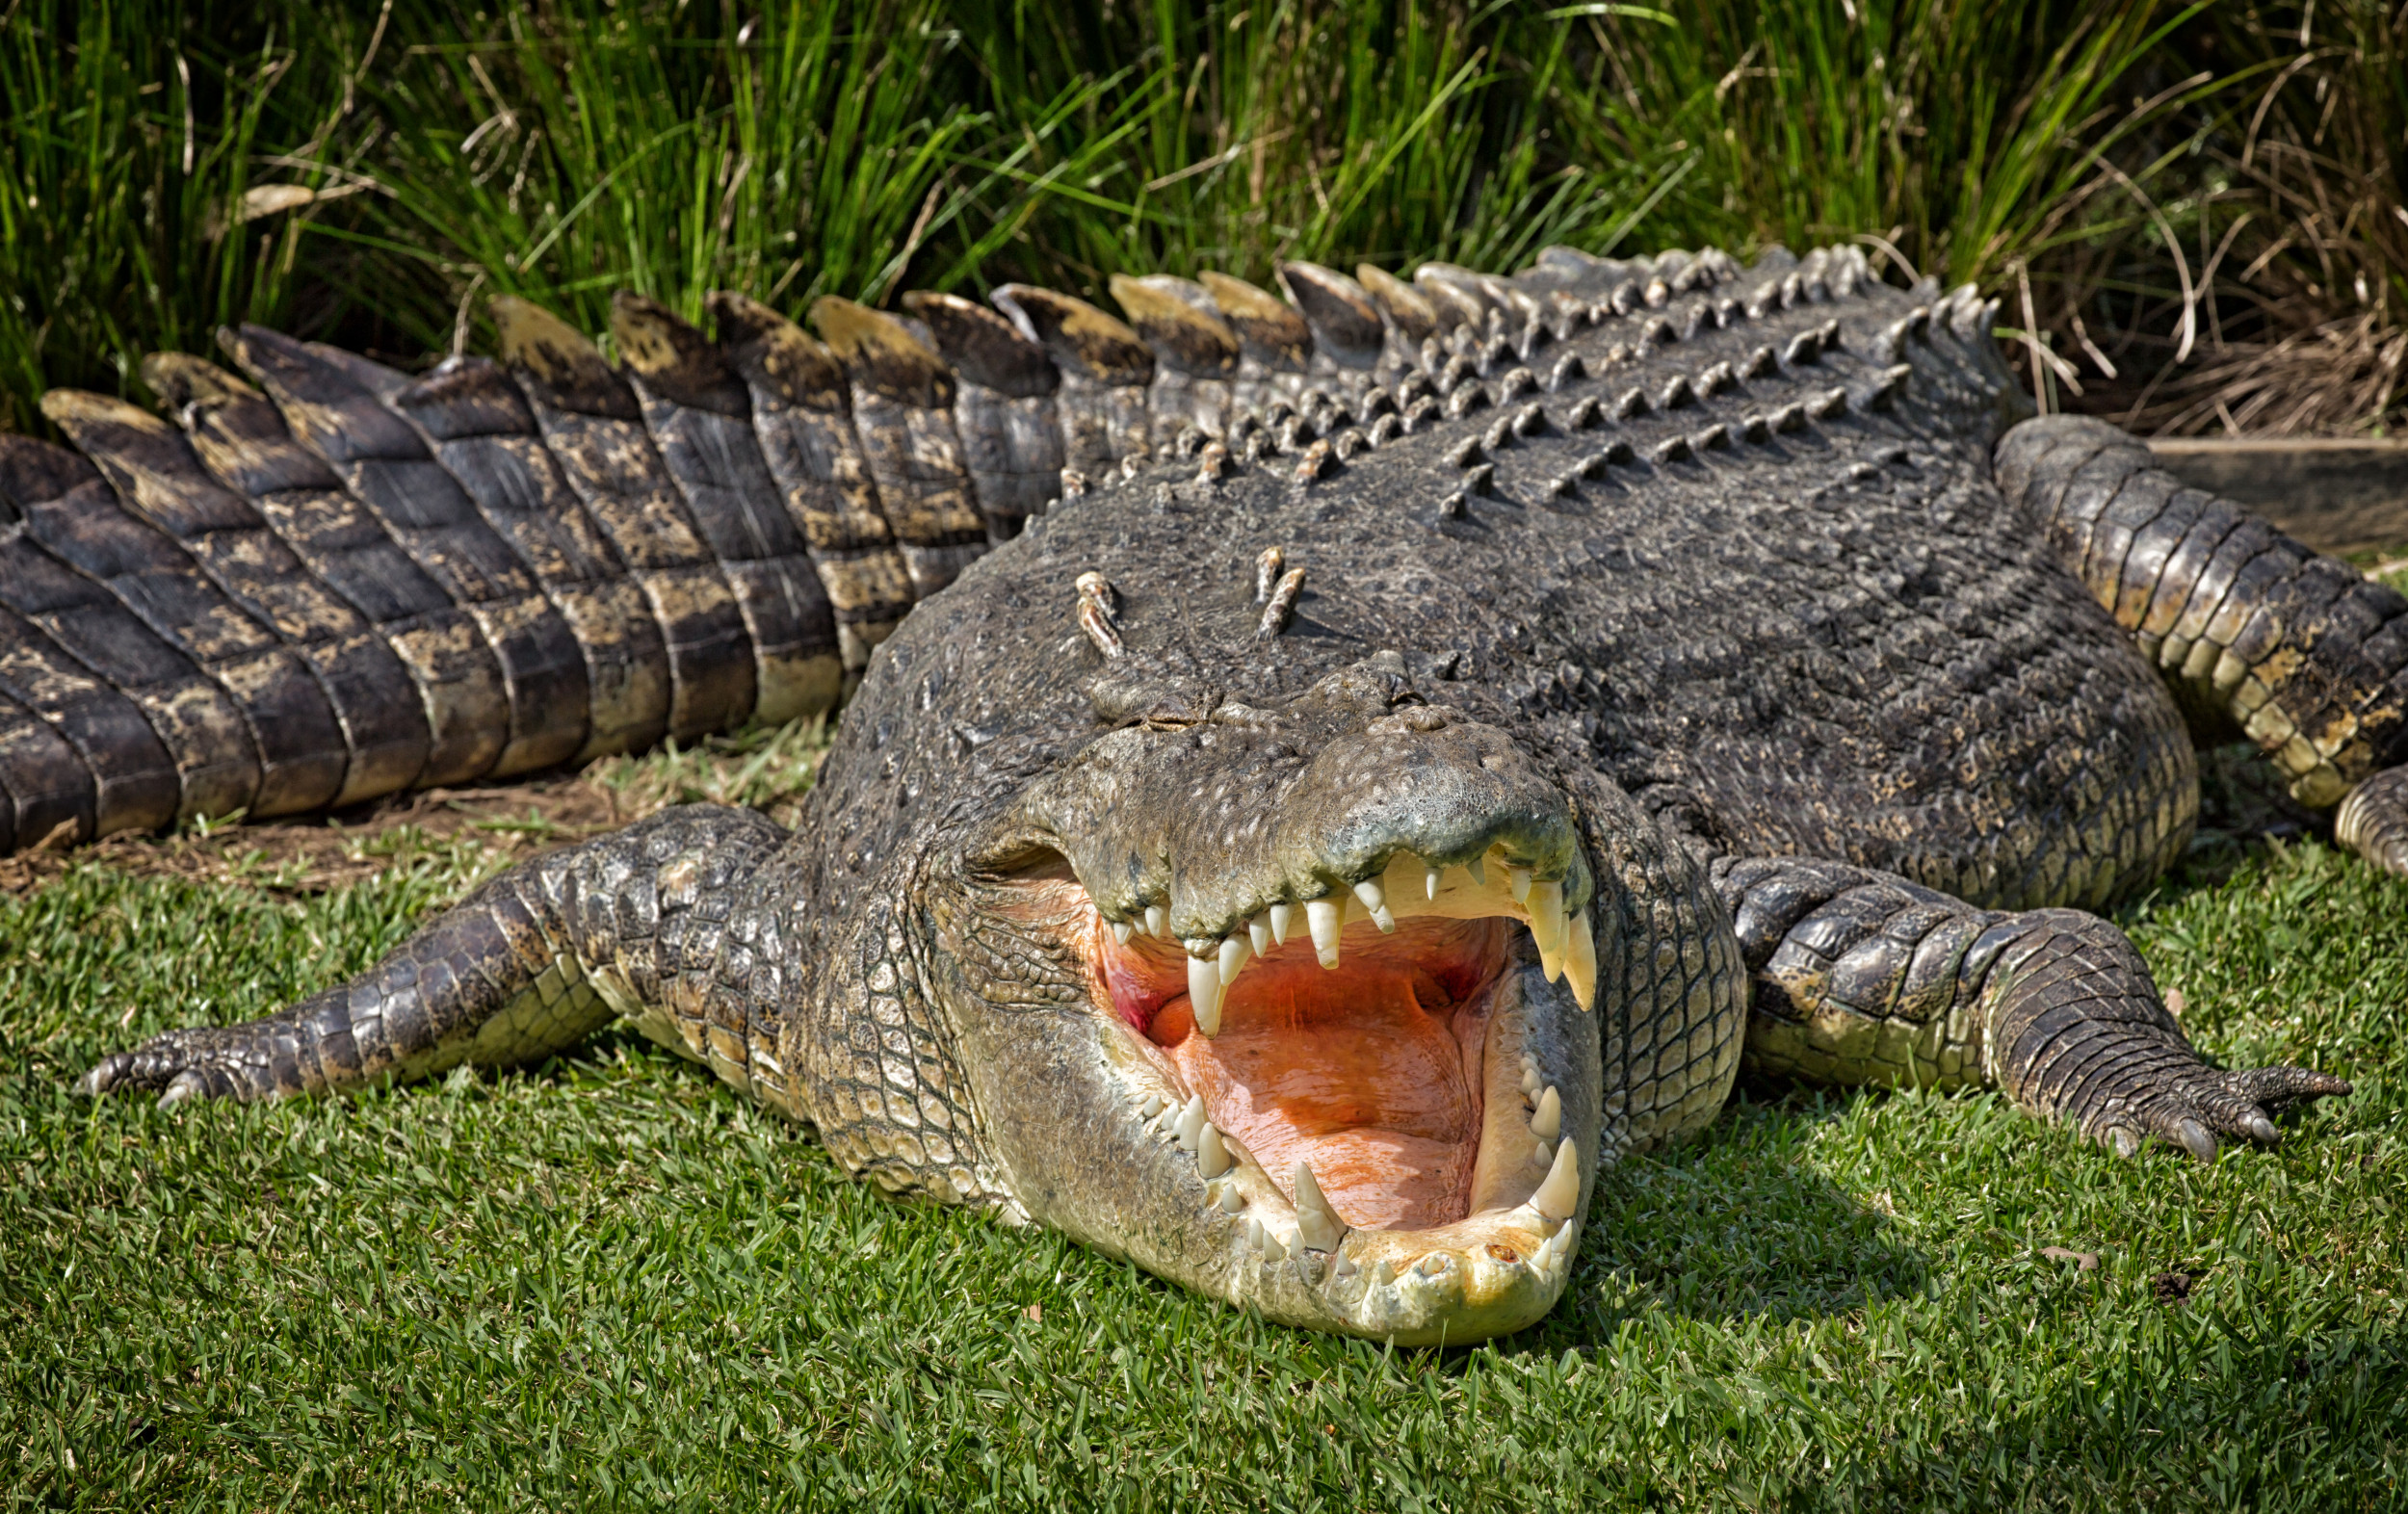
1102, 917, 1510, 1231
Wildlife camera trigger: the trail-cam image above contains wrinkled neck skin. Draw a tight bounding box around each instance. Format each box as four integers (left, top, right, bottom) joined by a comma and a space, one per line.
799, 626, 1741, 1344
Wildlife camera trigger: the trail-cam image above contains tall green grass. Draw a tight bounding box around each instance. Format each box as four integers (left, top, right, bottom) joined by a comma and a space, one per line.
0, 0, 355, 431
4, 0, 2399, 436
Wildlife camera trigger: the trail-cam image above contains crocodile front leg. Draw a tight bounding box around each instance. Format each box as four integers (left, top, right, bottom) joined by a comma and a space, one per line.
1711, 854, 2350, 1160
78, 805, 794, 1109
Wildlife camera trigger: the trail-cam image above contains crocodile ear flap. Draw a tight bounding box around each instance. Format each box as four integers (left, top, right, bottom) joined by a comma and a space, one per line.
1107, 274, 1241, 378
989, 284, 1156, 387
900, 290, 1058, 400
611, 291, 749, 418
708, 291, 852, 414
1277, 261, 1385, 369
807, 296, 955, 410
1354, 264, 1438, 346
491, 296, 641, 420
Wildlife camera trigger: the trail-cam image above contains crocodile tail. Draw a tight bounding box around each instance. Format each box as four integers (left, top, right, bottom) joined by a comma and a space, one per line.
711, 292, 916, 677
897, 291, 1063, 541
491, 296, 760, 742
220, 325, 595, 777
805, 298, 992, 600
140, 349, 510, 787
35, 385, 432, 816
989, 284, 1156, 486
386, 353, 674, 762
608, 293, 843, 726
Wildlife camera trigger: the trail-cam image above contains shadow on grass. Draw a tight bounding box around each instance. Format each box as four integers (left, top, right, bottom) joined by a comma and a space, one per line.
1478, 1082, 1933, 1359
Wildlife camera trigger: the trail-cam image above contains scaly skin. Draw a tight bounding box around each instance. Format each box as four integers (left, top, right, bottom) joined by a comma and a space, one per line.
24, 243, 2362, 1342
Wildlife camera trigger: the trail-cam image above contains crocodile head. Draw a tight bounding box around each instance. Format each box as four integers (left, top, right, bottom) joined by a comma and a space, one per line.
871, 646, 1615, 1344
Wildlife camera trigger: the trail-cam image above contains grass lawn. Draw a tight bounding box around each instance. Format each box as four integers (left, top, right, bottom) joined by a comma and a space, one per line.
1, 733, 2403, 1511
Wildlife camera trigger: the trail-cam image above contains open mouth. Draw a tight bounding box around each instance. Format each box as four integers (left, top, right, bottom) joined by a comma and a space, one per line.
1017, 845, 1601, 1339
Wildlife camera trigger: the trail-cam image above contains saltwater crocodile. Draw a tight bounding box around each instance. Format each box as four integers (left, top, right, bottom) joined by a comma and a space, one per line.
13, 244, 2370, 1343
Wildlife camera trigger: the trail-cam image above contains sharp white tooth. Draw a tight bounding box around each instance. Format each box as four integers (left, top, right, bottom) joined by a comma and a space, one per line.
1292, 1162, 1349, 1252
1217, 1183, 1244, 1214
1468, 853, 1488, 887
1334, 1253, 1359, 1280
1245, 1216, 1265, 1250
1305, 898, 1344, 968
1521, 1064, 1542, 1096
1508, 866, 1532, 902
1175, 1094, 1207, 1150
1533, 1138, 1554, 1167
1531, 1085, 1562, 1141
1247, 912, 1271, 956
1527, 880, 1565, 953
1139, 1094, 1165, 1120
1425, 866, 1441, 901
1531, 1137, 1581, 1220
1188, 954, 1224, 1035
1352, 878, 1396, 932
1145, 903, 1167, 937
1261, 1230, 1287, 1262
1537, 938, 1565, 985
1564, 908, 1597, 1011
1111, 920, 1133, 946
1269, 901, 1295, 945
1372, 1260, 1395, 1286
1197, 1122, 1233, 1179
1218, 932, 1251, 987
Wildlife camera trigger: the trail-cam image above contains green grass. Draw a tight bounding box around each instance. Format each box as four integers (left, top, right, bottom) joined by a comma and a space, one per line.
15, 0, 2369, 439
2, 753, 2401, 1509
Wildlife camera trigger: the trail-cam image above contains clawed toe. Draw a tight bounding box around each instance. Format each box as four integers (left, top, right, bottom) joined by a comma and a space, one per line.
2170, 1116, 2216, 1162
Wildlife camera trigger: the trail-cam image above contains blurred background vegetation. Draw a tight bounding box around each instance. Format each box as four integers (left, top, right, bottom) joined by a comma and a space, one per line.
2, 0, 2401, 440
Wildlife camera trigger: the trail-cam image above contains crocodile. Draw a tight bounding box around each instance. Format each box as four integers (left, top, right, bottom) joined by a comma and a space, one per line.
17, 244, 2373, 1343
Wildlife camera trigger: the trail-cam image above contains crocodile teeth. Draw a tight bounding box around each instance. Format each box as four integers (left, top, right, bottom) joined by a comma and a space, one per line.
1139, 1093, 1166, 1120
1269, 901, 1296, 945
1175, 1094, 1208, 1150
1144, 903, 1167, 937
1111, 920, 1133, 946
1246, 912, 1271, 956
1293, 1162, 1349, 1252
1352, 878, 1397, 933
1507, 866, 1533, 903
1528, 879, 1566, 977
1306, 898, 1345, 968
1531, 1137, 1581, 1221
1197, 1122, 1234, 1180
1372, 1260, 1395, 1286
1188, 955, 1225, 1036
1425, 866, 1442, 901
1531, 1085, 1562, 1142
1217, 932, 1251, 986
1565, 909, 1598, 1011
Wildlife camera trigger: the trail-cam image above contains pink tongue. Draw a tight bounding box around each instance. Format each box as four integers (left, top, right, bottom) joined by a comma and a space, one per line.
1161, 953, 1479, 1231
